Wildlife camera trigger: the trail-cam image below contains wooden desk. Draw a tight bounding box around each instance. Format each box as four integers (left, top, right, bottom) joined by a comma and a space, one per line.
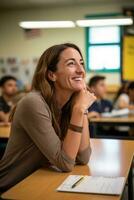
90, 116, 134, 124
90, 116, 134, 139
0, 125, 10, 138
2, 139, 134, 200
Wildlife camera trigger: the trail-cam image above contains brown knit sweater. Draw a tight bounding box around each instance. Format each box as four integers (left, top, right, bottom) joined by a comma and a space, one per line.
0, 91, 91, 192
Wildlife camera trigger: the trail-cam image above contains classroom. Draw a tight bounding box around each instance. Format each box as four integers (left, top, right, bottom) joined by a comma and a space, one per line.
0, 0, 134, 199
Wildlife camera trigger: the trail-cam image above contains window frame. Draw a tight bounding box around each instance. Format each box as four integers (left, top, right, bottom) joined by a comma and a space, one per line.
85, 13, 122, 73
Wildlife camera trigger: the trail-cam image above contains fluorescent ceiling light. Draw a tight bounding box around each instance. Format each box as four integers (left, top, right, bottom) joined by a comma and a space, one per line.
19, 21, 75, 29
76, 17, 133, 27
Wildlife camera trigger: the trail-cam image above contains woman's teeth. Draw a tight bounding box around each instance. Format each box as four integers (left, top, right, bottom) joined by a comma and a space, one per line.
73, 77, 82, 81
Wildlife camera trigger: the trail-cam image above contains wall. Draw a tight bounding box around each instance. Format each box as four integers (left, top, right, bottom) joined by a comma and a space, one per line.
0, 1, 134, 85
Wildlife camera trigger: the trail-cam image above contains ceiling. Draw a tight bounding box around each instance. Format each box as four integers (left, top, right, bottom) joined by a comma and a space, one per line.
0, 0, 134, 9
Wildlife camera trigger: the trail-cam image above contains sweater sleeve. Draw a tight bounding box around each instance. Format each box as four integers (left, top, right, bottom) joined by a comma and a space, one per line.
17, 93, 75, 172
76, 145, 91, 165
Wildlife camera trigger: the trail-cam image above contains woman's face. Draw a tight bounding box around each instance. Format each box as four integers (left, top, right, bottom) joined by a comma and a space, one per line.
51, 47, 85, 92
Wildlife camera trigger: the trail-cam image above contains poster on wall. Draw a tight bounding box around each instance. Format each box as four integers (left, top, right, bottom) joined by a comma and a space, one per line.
0, 57, 38, 87
0, 58, 6, 76
122, 36, 134, 81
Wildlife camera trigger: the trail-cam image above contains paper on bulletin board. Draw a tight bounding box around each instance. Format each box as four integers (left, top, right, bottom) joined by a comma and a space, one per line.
122, 36, 134, 81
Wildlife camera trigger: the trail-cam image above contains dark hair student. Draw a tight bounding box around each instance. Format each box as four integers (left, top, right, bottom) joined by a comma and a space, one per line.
113, 82, 129, 105
88, 75, 105, 88
0, 75, 16, 87
0, 43, 96, 192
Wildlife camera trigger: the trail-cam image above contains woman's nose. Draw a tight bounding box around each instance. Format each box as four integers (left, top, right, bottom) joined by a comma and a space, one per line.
76, 64, 84, 73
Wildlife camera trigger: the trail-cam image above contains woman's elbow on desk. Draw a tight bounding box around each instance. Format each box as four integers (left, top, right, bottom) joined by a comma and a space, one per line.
76, 146, 92, 165
61, 163, 75, 172
61, 146, 92, 171
53, 149, 75, 172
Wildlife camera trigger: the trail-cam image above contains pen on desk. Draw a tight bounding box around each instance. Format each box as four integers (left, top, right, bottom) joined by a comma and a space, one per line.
71, 176, 85, 188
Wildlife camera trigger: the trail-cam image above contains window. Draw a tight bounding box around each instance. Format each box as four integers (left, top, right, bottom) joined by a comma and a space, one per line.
86, 26, 121, 72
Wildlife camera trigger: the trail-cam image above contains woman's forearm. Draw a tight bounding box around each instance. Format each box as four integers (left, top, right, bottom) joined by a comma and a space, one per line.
62, 105, 84, 160
62, 88, 96, 163
78, 115, 90, 152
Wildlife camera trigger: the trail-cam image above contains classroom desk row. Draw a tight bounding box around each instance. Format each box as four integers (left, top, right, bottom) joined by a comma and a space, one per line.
0, 116, 134, 139
90, 115, 134, 139
90, 115, 134, 124
0, 124, 10, 138
1, 138, 134, 200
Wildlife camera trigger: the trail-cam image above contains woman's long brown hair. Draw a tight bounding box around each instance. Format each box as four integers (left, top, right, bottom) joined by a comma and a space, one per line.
11, 43, 84, 140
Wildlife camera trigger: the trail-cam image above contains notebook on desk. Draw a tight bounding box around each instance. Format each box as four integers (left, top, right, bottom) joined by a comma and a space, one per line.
56, 175, 125, 195
101, 108, 129, 118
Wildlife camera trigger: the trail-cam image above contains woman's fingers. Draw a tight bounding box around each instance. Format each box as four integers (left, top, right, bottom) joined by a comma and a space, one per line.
87, 91, 97, 106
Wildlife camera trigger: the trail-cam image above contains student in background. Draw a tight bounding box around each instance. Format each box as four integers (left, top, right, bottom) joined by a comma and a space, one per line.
113, 82, 128, 109
0, 43, 96, 192
114, 81, 134, 110
88, 75, 112, 118
0, 76, 18, 123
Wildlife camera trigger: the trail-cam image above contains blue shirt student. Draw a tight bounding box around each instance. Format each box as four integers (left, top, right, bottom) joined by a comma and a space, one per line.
88, 99, 112, 113
88, 75, 113, 137
88, 99, 113, 137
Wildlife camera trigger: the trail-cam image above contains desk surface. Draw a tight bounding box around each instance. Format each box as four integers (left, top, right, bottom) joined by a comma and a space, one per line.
0, 124, 10, 138
90, 115, 134, 123
2, 139, 134, 200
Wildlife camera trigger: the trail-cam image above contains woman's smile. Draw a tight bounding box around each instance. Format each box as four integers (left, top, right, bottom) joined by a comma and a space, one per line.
72, 76, 83, 81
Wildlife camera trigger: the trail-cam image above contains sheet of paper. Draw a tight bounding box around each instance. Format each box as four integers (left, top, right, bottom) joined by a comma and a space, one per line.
101, 108, 129, 118
56, 175, 125, 195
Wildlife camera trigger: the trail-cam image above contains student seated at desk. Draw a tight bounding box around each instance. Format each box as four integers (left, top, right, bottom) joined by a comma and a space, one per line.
87, 76, 113, 137
0, 76, 18, 123
113, 81, 134, 110
0, 43, 96, 192
88, 75, 112, 118
113, 82, 134, 135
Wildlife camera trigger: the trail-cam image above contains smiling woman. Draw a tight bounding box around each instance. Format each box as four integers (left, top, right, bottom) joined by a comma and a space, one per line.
0, 43, 96, 192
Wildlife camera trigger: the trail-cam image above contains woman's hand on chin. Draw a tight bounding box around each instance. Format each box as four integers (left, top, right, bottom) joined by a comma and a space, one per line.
73, 89, 97, 113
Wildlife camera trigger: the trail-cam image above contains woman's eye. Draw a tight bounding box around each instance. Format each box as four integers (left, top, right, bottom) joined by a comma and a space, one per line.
67, 62, 75, 66
80, 62, 84, 67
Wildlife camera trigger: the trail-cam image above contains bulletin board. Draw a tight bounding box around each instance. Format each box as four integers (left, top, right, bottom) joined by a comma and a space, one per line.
0, 57, 38, 86
122, 36, 134, 81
